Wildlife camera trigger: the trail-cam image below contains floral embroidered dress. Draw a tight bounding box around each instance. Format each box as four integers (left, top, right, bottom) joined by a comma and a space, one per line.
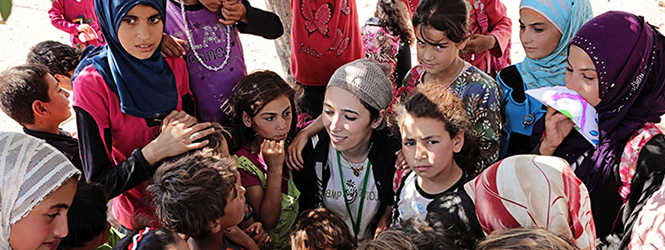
396, 63, 501, 173
361, 17, 401, 87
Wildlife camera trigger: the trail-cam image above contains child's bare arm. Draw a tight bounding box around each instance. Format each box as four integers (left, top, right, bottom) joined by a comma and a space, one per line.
224, 226, 260, 250
161, 34, 186, 58
219, 0, 247, 25
245, 140, 286, 228
374, 205, 393, 239
484, 0, 512, 57
243, 222, 270, 246
245, 140, 284, 229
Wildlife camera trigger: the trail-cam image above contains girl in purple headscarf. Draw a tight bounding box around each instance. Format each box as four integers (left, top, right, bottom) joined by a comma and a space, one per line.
533, 11, 665, 241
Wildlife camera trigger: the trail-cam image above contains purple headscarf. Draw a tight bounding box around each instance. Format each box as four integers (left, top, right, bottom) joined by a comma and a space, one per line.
565, 11, 665, 190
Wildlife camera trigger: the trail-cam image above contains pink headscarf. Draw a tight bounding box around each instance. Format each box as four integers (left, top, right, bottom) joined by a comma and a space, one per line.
464, 155, 596, 250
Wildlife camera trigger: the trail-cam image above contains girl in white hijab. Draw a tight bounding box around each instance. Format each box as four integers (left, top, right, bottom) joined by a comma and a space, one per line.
0, 132, 80, 250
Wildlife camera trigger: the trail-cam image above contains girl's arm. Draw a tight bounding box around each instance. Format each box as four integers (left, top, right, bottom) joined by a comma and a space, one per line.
76, 107, 154, 198
48, 0, 80, 35
287, 116, 323, 170
76, 108, 214, 198
236, 0, 284, 39
374, 205, 393, 239
245, 140, 285, 229
484, 0, 511, 57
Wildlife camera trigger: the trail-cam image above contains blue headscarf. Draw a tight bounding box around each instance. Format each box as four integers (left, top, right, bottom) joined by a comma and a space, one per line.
92, 0, 178, 119
517, 0, 592, 89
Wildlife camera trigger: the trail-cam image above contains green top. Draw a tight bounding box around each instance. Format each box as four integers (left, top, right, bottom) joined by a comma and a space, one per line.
234, 155, 300, 250
96, 227, 124, 250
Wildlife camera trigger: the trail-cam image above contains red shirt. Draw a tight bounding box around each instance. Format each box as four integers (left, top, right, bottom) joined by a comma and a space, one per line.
290, 0, 364, 87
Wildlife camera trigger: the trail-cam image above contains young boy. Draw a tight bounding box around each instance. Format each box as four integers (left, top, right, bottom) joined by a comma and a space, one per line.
59, 182, 124, 250
149, 152, 259, 250
0, 64, 82, 171
26, 40, 81, 91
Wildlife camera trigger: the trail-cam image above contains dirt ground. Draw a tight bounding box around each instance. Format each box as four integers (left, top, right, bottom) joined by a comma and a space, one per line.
0, 0, 663, 134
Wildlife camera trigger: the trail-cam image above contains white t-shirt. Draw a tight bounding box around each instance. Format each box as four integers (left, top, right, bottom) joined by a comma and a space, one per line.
396, 171, 467, 222
322, 143, 381, 239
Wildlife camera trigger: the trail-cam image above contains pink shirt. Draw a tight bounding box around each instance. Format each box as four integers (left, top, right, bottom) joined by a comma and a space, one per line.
73, 57, 190, 228
48, 0, 105, 47
463, 0, 512, 76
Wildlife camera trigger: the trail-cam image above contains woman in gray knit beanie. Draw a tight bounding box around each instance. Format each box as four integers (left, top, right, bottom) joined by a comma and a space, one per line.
292, 59, 401, 240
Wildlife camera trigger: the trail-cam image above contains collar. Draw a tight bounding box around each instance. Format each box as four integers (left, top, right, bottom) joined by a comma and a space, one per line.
22, 127, 74, 141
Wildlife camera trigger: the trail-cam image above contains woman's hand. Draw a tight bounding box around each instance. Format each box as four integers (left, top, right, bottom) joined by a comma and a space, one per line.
287, 117, 324, 171
540, 107, 574, 156
143, 111, 214, 165
286, 130, 310, 171
261, 139, 285, 174
244, 222, 270, 246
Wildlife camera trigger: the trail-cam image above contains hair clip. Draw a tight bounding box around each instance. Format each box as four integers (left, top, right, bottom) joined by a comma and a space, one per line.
128, 227, 154, 250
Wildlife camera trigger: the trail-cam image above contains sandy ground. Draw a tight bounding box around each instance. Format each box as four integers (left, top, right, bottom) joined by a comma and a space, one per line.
0, 0, 663, 134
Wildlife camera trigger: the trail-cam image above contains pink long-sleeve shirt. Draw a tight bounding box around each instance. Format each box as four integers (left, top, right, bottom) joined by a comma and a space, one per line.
48, 0, 105, 47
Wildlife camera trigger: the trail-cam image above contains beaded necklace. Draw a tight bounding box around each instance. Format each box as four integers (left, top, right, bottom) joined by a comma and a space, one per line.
179, 0, 232, 71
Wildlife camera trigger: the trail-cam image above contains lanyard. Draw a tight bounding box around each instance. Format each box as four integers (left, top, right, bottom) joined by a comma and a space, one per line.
336, 151, 372, 238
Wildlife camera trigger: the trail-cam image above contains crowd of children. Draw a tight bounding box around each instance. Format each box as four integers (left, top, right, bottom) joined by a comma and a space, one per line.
1, 0, 665, 249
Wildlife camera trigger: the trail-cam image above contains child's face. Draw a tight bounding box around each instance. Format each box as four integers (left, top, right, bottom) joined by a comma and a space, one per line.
244, 95, 292, 142
218, 177, 246, 229
565, 45, 600, 106
322, 87, 379, 154
199, 0, 223, 13
400, 114, 463, 180
42, 74, 72, 125
9, 178, 77, 250
519, 8, 562, 60
117, 4, 164, 60
415, 24, 465, 79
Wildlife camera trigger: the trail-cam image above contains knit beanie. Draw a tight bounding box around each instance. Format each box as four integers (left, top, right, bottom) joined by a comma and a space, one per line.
327, 59, 393, 111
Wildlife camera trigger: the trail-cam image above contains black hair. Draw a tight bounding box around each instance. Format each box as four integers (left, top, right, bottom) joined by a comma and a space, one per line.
391, 217, 463, 250
26, 40, 81, 76
112, 227, 180, 250
376, 0, 415, 45
390, 84, 481, 174
291, 208, 356, 250
149, 152, 238, 238
59, 182, 109, 250
412, 0, 469, 43
0, 64, 52, 125
426, 191, 485, 250
224, 70, 296, 152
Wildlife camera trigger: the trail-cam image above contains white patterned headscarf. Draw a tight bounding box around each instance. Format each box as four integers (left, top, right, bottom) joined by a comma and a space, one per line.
0, 132, 80, 249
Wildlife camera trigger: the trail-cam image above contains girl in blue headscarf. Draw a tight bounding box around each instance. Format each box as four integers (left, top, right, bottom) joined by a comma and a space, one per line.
72, 0, 215, 229
497, 0, 592, 158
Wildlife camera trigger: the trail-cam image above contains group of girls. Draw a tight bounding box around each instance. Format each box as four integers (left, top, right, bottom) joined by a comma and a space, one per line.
2, 0, 665, 249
